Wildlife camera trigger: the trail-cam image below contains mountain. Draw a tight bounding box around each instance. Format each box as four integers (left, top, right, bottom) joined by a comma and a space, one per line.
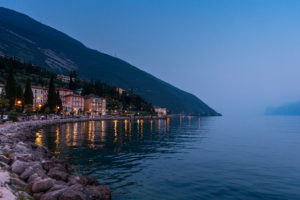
0, 7, 220, 115
265, 102, 300, 116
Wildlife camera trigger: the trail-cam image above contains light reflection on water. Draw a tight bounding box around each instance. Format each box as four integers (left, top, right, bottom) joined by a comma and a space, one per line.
35, 116, 300, 200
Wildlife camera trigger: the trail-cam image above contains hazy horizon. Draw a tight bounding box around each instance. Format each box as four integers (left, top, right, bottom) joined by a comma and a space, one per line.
1, 0, 300, 116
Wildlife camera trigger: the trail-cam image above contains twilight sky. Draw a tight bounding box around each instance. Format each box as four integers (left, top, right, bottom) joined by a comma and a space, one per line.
1, 0, 300, 115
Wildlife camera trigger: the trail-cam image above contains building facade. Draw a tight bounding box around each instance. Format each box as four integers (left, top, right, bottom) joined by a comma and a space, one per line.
32, 85, 48, 110
56, 75, 74, 83
64, 94, 84, 113
84, 94, 106, 116
154, 106, 167, 117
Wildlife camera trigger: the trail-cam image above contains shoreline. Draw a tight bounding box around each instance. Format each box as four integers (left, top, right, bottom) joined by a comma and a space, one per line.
0, 118, 115, 200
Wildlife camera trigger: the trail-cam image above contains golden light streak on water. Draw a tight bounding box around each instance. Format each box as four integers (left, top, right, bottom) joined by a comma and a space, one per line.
114, 120, 118, 137
124, 120, 128, 136
35, 130, 43, 147
72, 123, 77, 146
55, 127, 60, 148
137, 119, 140, 133
167, 118, 170, 132
150, 120, 153, 133
88, 121, 92, 141
158, 120, 161, 131
66, 124, 71, 146
101, 120, 104, 137
141, 119, 144, 135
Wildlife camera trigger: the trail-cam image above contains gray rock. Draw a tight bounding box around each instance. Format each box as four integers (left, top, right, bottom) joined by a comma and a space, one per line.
48, 168, 68, 181
0, 171, 10, 187
86, 185, 111, 200
11, 160, 28, 175
10, 177, 26, 188
14, 142, 30, 153
58, 184, 86, 200
32, 178, 54, 193
42, 160, 55, 171
0, 161, 9, 169
0, 155, 10, 164
41, 187, 67, 200
33, 192, 43, 200
0, 186, 16, 200
20, 166, 34, 180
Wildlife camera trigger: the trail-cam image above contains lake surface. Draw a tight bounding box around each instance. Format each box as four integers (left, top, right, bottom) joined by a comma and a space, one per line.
35, 116, 300, 200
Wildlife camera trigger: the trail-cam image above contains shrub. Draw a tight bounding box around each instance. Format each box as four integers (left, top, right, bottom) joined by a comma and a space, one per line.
8, 111, 18, 121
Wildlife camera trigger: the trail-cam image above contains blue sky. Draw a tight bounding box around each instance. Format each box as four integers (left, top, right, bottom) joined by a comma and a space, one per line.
1, 0, 300, 115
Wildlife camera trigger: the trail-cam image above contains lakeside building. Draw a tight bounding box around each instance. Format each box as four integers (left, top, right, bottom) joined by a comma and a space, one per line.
32, 85, 48, 111
84, 94, 106, 116
56, 74, 74, 83
154, 106, 167, 117
116, 88, 125, 95
64, 93, 84, 113
56, 88, 74, 110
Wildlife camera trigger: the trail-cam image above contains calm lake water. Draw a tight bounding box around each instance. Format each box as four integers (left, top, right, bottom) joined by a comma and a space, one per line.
35, 116, 300, 200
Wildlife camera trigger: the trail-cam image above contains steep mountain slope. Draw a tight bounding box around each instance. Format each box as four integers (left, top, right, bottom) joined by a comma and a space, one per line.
265, 102, 300, 116
0, 7, 220, 115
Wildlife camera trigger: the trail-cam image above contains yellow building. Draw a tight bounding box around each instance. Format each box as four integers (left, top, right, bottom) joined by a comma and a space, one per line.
84, 94, 106, 116
32, 85, 48, 110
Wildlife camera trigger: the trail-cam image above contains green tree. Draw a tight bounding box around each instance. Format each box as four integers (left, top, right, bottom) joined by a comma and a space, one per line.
5, 64, 16, 108
24, 79, 33, 105
16, 84, 23, 102
47, 75, 56, 112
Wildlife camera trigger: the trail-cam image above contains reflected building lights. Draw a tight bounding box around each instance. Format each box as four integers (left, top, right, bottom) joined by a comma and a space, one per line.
141, 119, 143, 135
114, 120, 118, 137
124, 120, 128, 136
101, 120, 105, 136
150, 120, 153, 133
35, 130, 43, 147
72, 123, 77, 146
167, 118, 170, 132
66, 124, 71, 146
158, 119, 161, 131
55, 127, 60, 149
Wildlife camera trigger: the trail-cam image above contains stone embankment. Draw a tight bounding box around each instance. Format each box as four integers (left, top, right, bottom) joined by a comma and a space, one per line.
0, 118, 112, 200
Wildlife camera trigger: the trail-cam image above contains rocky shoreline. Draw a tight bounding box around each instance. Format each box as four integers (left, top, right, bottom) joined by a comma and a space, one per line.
0, 118, 113, 200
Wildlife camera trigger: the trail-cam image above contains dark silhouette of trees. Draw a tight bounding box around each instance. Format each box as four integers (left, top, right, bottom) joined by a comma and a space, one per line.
47, 75, 56, 112
5, 64, 17, 108
24, 79, 33, 105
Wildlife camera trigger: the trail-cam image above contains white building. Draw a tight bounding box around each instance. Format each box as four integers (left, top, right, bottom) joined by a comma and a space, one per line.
154, 106, 167, 117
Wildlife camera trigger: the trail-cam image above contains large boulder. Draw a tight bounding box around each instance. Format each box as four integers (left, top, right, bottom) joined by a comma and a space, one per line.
40, 187, 67, 200
11, 160, 28, 175
0, 187, 16, 200
58, 184, 86, 200
32, 178, 54, 193
0, 172, 10, 187
20, 166, 34, 180
48, 168, 68, 181
85, 185, 111, 200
